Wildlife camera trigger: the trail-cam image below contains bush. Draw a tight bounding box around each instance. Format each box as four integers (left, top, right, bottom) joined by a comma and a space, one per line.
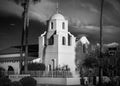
0, 76, 11, 86
28, 63, 45, 71
0, 67, 5, 78
11, 81, 22, 86
20, 76, 37, 86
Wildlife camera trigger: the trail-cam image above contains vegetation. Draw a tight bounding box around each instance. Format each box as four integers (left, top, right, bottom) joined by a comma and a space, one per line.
28, 63, 46, 71
11, 81, 23, 86
76, 41, 120, 76
76, 42, 120, 86
0, 76, 11, 86
20, 76, 37, 86
0, 67, 12, 86
75, 39, 87, 67
0, 67, 5, 78
11, 0, 41, 4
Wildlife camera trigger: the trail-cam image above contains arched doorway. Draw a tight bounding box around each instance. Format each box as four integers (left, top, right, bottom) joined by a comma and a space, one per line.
8, 66, 14, 74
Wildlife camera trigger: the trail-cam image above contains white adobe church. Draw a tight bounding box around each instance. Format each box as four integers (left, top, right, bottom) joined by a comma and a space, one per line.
39, 13, 76, 71
0, 9, 90, 74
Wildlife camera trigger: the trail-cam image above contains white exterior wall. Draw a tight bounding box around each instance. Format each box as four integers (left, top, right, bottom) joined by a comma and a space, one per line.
0, 61, 20, 74
44, 34, 59, 69
38, 36, 45, 60
49, 19, 68, 33
58, 34, 76, 71
39, 13, 76, 71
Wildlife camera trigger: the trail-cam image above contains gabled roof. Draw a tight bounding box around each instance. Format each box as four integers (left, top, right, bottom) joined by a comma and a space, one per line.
80, 36, 90, 45
0, 47, 20, 55
76, 36, 90, 45
0, 44, 38, 55
0, 44, 38, 62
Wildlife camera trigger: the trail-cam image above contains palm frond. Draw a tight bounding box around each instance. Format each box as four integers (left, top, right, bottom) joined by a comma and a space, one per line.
8, 0, 41, 5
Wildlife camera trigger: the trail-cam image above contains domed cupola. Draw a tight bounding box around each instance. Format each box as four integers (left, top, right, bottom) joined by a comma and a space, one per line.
51, 13, 65, 20
48, 2, 68, 32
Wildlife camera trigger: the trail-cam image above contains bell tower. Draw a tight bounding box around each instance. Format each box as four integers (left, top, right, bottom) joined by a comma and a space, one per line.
48, 13, 68, 32
39, 7, 76, 72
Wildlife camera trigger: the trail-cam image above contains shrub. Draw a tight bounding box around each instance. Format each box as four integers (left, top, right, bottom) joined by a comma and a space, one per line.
28, 63, 45, 71
0, 76, 11, 86
11, 81, 22, 86
20, 76, 37, 86
0, 67, 5, 78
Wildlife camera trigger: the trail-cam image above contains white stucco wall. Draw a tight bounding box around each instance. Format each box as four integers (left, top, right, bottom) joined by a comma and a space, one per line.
39, 13, 76, 72
0, 61, 20, 74
58, 35, 76, 71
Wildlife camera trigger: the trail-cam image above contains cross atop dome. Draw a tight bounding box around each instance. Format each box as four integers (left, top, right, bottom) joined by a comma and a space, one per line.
50, 0, 65, 20
56, 0, 61, 14
56, 1, 59, 13
48, 0, 67, 32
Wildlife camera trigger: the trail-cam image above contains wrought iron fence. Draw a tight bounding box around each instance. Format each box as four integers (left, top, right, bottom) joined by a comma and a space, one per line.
6, 71, 78, 78
22, 71, 73, 78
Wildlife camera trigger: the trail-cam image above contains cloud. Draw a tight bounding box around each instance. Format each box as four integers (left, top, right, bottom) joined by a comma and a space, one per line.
80, 2, 99, 13
29, 0, 56, 21
106, 0, 120, 15
0, 0, 55, 23
0, 0, 120, 47
68, 17, 82, 27
30, 11, 47, 23
0, 0, 23, 17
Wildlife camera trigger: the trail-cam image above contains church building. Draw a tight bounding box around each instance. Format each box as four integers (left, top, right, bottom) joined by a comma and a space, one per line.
39, 12, 76, 71
0, 6, 90, 74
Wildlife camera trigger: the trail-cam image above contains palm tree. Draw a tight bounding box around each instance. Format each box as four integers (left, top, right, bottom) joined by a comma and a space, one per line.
10, 0, 41, 73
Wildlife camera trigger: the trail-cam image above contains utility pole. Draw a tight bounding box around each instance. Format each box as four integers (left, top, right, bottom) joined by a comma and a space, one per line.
99, 0, 104, 86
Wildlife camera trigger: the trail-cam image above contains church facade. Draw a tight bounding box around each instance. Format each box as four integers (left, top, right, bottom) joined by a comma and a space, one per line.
39, 13, 76, 71
0, 12, 90, 74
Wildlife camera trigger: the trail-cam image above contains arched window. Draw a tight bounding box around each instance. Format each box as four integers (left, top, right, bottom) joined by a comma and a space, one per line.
83, 44, 86, 53
48, 64, 51, 71
51, 22, 53, 29
62, 37, 66, 45
8, 66, 14, 74
68, 34, 72, 46
62, 22, 65, 29
8, 66, 14, 71
48, 35, 54, 45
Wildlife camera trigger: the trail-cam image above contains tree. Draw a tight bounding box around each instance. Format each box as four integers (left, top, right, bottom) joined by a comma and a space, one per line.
75, 39, 87, 68
82, 49, 99, 77
0, 76, 11, 86
102, 46, 120, 77
83, 57, 98, 69
10, 0, 41, 73
11, 81, 23, 86
20, 76, 37, 86
28, 63, 46, 71
0, 67, 5, 78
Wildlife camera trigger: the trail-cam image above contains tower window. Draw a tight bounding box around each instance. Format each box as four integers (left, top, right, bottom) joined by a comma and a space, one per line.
51, 22, 53, 29
83, 44, 86, 53
62, 22, 65, 29
48, 35, 54, 45
68, 34, 72, 46
62, 37, 66, 45
48, 64, 51, 71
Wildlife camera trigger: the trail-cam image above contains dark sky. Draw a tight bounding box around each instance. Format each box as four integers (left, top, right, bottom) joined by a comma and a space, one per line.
0, 0, 120, 50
